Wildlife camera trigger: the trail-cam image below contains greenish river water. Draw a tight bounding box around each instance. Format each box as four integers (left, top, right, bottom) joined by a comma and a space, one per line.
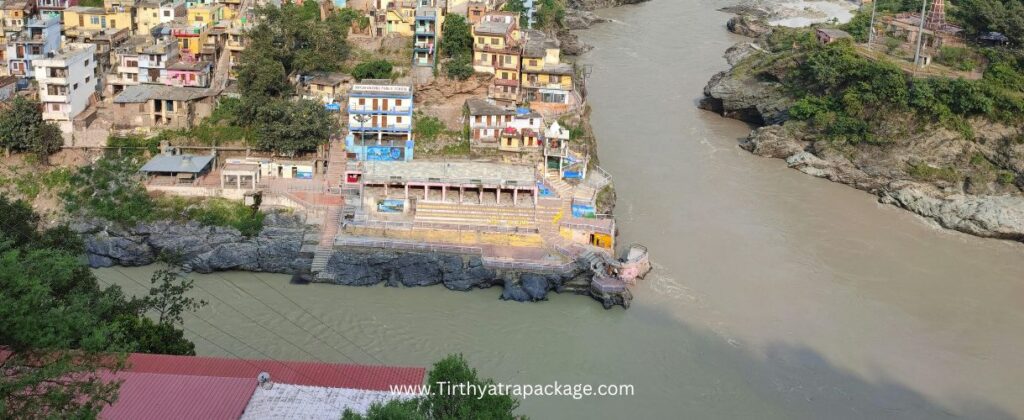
96, 1, 1024, 418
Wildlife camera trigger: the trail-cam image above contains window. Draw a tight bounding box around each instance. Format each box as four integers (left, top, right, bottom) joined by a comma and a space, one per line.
490, 38, 498, 45
475, 115, 482, 123
91, 16, 100, 25
396, 116, 403, 123
358, 98, 365, 106
85, 76, 91, 83
164, 10, 171, 17
530, 60, 537, 66
84, 59, 90, 66
51, 103, 60, 111
73, 83, 78, 89
195, 15, 203, 22
396, 99, 402, 107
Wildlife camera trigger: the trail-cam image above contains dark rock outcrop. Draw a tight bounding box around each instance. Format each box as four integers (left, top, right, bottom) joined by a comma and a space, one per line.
699, 69, 792, 125
520, 273, 551, 301
74, 210, 309, 274
568, 0, 650, 10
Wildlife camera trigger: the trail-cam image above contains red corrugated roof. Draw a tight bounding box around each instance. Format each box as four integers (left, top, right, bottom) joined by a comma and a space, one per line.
100, 372, 256, 420
125, 353, 426, 391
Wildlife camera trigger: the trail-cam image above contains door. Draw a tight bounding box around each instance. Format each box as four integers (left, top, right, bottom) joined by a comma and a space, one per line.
372, 115, 378, 127
372, 98, 378, 111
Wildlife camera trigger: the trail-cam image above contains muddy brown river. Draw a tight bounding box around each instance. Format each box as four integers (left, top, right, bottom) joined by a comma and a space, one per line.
96, 1, 1024, 418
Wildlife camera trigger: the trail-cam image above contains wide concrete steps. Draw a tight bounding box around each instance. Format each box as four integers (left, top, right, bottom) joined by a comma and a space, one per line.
414, 202, 537, 229
311, 247, 332, 273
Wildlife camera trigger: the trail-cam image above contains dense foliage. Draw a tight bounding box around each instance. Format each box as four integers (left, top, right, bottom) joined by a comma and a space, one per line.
440, 14, 474, 80
0, 97, 65, 163
783, 38, 1024, 143
0, 196, 202, 417
62, 157, 265, 235
351, 59, 394, 81
342, 354, 521, 420
505, 0, 565, 28
955, 0, 1024, 43
232, 3, 347, 154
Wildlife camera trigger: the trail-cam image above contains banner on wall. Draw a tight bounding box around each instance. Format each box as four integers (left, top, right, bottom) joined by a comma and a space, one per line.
571, 204, 596, 219
377, 199, 405, 213
366, 146, 405, 161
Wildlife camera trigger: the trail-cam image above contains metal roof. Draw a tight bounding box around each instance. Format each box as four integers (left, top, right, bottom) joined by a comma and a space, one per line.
140, 154, 215, 173
466, 97, 515, 116
125, 353, 426, 391
100, 371, 256, 420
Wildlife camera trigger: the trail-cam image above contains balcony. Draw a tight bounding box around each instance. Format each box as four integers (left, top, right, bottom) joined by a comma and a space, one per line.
349, 124, 413, 133
347, 106, 413, 116
171, 26, 203, 37
413, 42, 434, 52
43, 110, 71, 121
492, 77, 519, 87
41, 92, 69, 103
521, 80, 569, 90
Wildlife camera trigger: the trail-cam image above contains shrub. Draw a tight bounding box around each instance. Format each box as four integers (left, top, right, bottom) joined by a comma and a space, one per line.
352, 60, 394, 80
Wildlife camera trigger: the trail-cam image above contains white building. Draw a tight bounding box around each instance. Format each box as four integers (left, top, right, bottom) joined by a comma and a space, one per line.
34, 43, 98, 135
346, 79, 414, 143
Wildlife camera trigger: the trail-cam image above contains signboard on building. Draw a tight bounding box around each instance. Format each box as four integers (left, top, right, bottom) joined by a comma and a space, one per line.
571, 204, 596, 219
366, 146, 405, 161
377, 199, 405, 213
351, 84, 411, 95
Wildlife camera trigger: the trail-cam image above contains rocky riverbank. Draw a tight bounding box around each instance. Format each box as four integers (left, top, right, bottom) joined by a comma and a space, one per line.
556, 0, 651, 55
701, 19, 1024, 242
314, 248, 627, 307
75, 210, 630, 307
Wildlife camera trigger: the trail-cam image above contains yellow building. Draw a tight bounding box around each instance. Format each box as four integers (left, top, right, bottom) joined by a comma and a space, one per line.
384, 0, 416, 36
64, 6, 135, 39
472, 12, 522, 102
186, 3, 224, 26
520, 30, 574, 105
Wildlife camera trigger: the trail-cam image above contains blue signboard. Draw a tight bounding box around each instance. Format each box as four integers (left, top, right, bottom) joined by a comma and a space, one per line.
296, 171, 313, 179
366, 146, 405, 161
563, 171, 582, 180
377, 199, 405, 213
571, 204, 596, 219
325, 103, 341, 112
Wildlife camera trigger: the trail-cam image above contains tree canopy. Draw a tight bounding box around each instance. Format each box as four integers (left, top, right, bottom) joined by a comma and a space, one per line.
342, 354, 521, 420
441, 14, 475, 80
0, 196, 202, 417
954, 0, 1024, 43
0, 97, 64, 162
351, 60, 394, 81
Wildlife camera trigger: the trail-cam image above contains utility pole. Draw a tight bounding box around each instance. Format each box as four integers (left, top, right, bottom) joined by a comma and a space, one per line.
913, 0, 929, 68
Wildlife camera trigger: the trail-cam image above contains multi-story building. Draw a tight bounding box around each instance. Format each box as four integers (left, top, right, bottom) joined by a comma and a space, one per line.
472, 11, 522, 102
165, 58, 210, 87
223, 22, 247, 78
520, 30, 573, 106
36, 0, 79, 22
498, 109, 543, 153
465, 97, 515, 147
136, 37, 178, 84
107, 45, 140, 95
4, 18, 61, 78
137, 0, 185, 35
1, 1, 36, 34
85, 27, 131, 95
347, 79, 414, 144
112, 84, 215, 129
413, 0, 445, 67
64, 6, 135, 41
383, 0, 417, 36
34, 43, 98, 135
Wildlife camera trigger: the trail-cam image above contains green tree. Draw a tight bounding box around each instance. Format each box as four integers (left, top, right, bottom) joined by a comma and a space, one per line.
141, 267, 207, 326
251, 99, 336, 156
440, 14, 473, 59
0, 96, 64, 161
237, 55, 292, 98
352, 60, 394, 80
343, 354, 521, 420
954, 0, 1024, 43
0, 196, 203, 417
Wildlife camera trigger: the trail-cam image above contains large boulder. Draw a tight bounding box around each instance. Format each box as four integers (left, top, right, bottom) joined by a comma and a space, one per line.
727, 15, 772, 38
564, 9, 608, 30
520, 274, 551, 301
699, 69, 791, 125
500, 283, 531, 302
84, 231, 155, 267
880, 184, 1024, 241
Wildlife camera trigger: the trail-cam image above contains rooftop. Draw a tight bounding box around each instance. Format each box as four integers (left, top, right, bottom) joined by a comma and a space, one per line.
167, 59, 210, 71
523, 30, 559, 58
816, 28, 852, 38
363, 161, 536, 185
114, 84, 212, 103
466, 97, 516, 116
140, 153, 215, 173
475, 20, 513, 36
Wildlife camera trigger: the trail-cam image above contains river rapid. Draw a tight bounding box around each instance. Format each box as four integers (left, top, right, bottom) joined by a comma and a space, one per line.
96, 1, 1024, 418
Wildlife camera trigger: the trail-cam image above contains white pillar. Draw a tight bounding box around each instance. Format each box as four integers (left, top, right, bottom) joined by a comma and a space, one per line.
496, 186, 501, 205
459, 186, 464, 204
424, 185, 428, 200
442, 185, 447, 202
236, 175, 241, 189
404, 184, 409, 199
533, 187, 538, 206
513, 188, 518, 205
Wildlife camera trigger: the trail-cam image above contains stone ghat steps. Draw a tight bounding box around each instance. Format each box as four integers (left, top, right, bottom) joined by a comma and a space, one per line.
414, 203, 538, 229
310, 248, 332, 274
